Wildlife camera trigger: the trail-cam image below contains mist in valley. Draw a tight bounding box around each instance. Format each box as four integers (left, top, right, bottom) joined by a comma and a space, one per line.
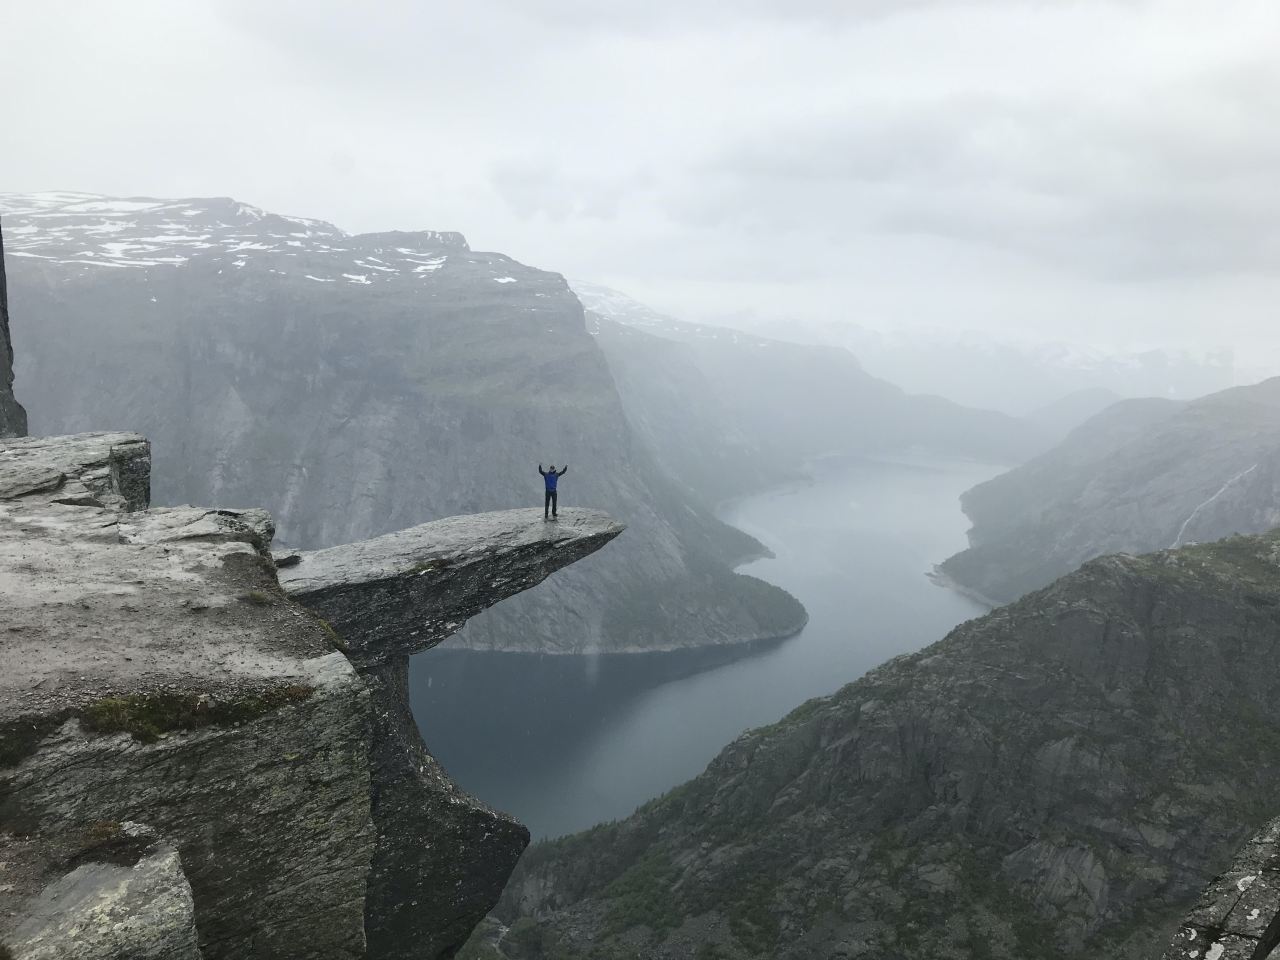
2, 3, 1279, 960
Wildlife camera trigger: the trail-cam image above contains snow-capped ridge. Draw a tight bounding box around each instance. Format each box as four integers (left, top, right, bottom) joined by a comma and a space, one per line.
0, 192, 477, 287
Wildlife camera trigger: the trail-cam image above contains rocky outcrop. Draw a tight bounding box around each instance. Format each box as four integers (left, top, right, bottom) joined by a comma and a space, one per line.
0, 431, 149, 507
277, 509, 624, 959
280, 509, 625, 665
0, 435, 374, 959
1, 432, 622, 958
938, 380, 1280, 605
1, 192, 799, 655
0, 220, 28, 437
488, 532, 1280, 960
3, 822, 201, 960
1162, 816, 1280, 960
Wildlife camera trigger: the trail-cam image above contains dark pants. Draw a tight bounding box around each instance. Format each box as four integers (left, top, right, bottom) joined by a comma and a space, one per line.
545, 490, 558, 517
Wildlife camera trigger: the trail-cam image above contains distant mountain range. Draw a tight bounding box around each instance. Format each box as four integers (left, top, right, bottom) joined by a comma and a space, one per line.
0, 192, 805, 654
476, 531, 1280, 960
938, 377, 1280, 604
2, 193, 1081, 655
574, 282, 1047, 502
729, 314, 1244, 416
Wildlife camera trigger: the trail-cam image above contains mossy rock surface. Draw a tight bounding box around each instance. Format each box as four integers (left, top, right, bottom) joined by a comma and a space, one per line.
80, 686, 314, 744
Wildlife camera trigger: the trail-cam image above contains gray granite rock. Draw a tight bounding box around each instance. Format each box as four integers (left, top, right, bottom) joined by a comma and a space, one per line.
279, 508, 625, 664
0, 432, 149, 508
361, 659, 530, 960
0, 436, 374, 959
1161, 815, 1280, 960
3, 822, 201, 959
2, 431, 624, 959
0, 220, 28, 438
278, 508, 623, 958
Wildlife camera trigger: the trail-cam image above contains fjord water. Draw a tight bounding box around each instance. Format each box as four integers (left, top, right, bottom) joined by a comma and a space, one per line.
409, 455, 1002, 839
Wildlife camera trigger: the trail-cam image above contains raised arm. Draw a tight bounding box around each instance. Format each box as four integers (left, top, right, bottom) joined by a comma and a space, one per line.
538, 464, 547, 476
557, 465, 568, 476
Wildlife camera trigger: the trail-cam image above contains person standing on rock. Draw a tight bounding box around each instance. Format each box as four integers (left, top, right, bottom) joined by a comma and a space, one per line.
539, 463, 567, 520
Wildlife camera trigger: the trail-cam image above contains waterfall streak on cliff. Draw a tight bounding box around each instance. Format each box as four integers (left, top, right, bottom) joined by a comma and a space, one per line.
1170, 463, 1258, 548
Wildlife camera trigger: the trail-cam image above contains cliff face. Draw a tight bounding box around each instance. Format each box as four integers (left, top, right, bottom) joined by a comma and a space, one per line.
277, 509, 624, 960
0, 220, 28, 437
939, 380, 1280, 605
485, 532, 1280, 960
0, 192, 800, 654
0, 431, 622, 959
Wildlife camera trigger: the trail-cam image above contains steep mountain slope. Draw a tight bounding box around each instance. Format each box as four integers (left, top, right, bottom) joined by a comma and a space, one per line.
0, 221, 26, 436
483, 531, 1280, 960
575, 283, 1045, 503
939, 379, 1280, 604
0, 192, 803, 654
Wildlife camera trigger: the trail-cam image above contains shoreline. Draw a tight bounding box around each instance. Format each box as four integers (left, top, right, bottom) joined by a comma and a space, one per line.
925, 564, 1001, 611
429, 618, 809, 693
444, 609, 810, 661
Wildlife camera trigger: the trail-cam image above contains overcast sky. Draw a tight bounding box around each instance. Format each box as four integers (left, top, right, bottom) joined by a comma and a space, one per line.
2, 0, 1277, 357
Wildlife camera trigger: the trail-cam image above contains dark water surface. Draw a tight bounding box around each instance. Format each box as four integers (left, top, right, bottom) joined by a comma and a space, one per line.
409, 456, 1002, 839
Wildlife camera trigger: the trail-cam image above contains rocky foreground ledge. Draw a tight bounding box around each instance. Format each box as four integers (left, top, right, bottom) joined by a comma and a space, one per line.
0, 432, 622, 959
1162, 815, 1280, 960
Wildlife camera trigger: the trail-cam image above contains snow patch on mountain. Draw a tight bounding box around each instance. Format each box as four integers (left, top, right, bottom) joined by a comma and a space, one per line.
0, 193, 475, 288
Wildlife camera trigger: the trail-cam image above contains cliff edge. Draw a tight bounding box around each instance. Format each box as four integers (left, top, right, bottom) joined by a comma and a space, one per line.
0, 431, 622, 959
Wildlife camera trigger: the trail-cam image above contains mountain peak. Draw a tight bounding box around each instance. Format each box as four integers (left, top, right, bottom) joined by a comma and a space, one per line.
0, 192, 480, 286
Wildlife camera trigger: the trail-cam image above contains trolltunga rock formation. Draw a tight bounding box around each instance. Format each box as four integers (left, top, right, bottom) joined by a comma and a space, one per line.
0, 430, 622, 959
278, 509, 624, 959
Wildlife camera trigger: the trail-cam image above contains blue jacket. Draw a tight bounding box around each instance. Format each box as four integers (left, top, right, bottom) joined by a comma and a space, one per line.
540, 466, 566, 490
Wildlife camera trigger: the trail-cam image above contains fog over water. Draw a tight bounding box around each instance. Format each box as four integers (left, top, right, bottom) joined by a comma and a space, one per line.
411, 455, 1000, 839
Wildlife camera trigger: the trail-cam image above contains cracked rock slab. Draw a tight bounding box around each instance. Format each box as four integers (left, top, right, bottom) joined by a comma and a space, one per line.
3, 822, 201, 960
1162, 815, 1280, 960
0, 435, 373, 960
0, 432, 149, 509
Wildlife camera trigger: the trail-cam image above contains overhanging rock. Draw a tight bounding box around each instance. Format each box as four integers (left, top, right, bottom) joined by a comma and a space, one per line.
278, 508, 626, 664
278, 509, 624, 959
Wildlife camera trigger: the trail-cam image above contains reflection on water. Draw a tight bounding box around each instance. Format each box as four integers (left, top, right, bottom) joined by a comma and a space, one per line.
409, 455, 1002, 839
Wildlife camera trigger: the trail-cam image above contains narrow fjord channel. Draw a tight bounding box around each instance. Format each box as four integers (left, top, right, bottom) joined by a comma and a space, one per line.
409, 455, 1002, 839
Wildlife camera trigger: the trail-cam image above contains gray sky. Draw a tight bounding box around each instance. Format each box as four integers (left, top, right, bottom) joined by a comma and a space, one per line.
2, 0, 1278, 356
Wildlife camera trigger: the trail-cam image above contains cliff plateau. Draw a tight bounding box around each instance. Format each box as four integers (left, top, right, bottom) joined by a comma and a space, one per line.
0, 430, 622, 959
